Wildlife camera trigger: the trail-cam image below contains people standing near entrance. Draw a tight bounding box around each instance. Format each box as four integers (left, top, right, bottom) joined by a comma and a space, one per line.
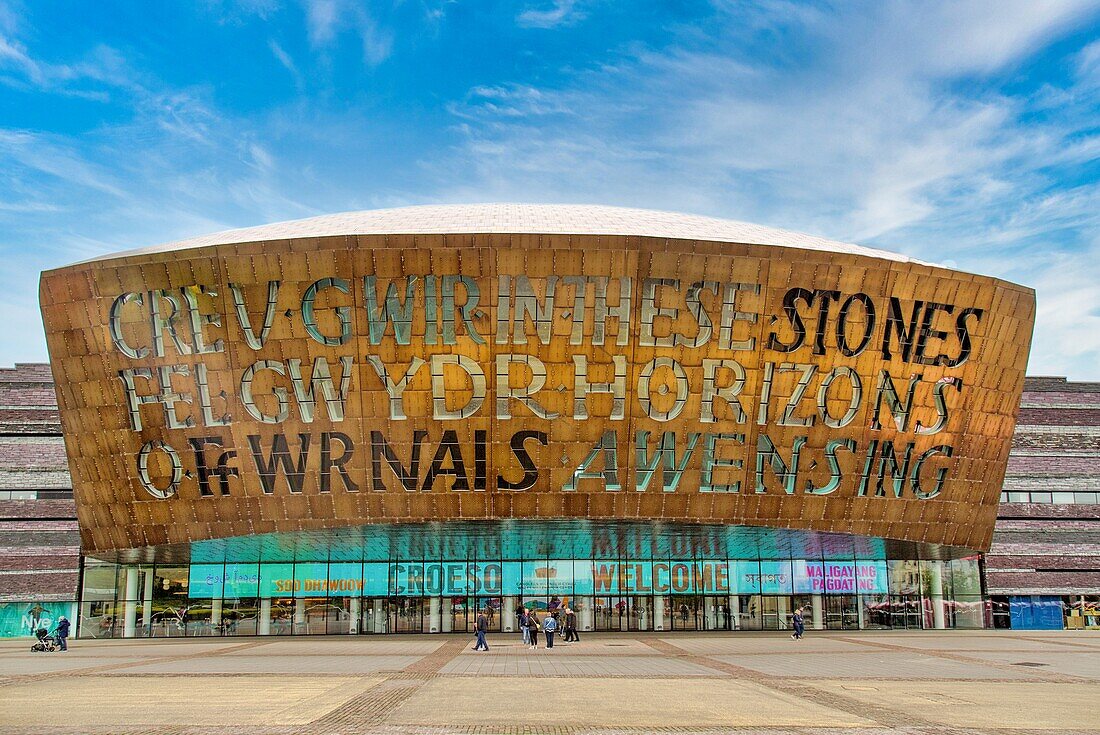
564, 607, 579, 642
543, 611, 558, 649
527, 611, 541, 650
55, 615, 70, 651
791, 607, 805, 640
518, 607, 531, 646
473, 609, 490, 651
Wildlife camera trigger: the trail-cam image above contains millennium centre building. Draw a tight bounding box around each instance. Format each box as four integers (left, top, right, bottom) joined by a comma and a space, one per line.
38, 204, 1036, 636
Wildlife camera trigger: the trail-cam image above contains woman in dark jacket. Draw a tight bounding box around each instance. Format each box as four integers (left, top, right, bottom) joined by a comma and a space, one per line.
526, 611, 540, 650
55, 615, 71, 651
791, 607, 805, 640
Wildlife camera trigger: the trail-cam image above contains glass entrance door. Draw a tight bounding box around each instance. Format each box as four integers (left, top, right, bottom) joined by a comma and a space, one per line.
449, 596, 472, 632
670, 596, 699, 630
454, 597, 502, 632
825, 595, 859, 629
628, 596, 652, 631
594, 597, 629, 630
391, 597, 424, 633
361, 598, 388, 634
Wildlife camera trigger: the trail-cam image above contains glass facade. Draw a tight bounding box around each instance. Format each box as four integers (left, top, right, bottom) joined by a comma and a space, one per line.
78, 522, 992, 637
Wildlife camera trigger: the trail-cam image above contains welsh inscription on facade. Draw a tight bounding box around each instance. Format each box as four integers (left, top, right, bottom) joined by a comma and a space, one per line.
40, 231, 1035, 552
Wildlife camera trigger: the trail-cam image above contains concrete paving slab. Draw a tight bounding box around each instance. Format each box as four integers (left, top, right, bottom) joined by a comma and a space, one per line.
713, 651, 1044, 680
117, 654, 421, 674
221, 638, 445, 656
0, 654, 147, 675
0, 675, 382, 728
852, 633, 1077, 652
441, 653, 721, 677
959, 651, 1100, 679
666, 635, 868, 654
387, 677, 876, 728
805, 680, 1100, 729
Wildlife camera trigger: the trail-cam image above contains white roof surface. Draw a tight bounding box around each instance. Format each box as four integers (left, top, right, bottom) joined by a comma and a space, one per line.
80, 204, 927, 265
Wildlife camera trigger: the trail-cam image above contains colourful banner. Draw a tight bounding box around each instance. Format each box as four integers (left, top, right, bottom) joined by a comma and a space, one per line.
0, 602, 75, 638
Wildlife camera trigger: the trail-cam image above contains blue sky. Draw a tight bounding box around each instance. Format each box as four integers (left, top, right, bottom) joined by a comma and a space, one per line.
1, 0, 1099, 378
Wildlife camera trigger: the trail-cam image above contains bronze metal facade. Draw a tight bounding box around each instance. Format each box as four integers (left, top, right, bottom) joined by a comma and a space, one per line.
39, 212, 1035, 555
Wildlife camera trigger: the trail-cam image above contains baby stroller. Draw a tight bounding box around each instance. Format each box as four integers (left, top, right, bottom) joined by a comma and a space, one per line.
30, 627, 58, 653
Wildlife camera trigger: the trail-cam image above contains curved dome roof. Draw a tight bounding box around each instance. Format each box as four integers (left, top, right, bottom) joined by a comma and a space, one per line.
82, 203, 926, 265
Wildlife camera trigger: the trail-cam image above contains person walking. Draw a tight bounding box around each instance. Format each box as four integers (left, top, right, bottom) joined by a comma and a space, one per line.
791, 606, 805, 640
543, 611, 558, 649
527, 611, 541, 650
55, 615, 70, 651
564, 607, 579, 642
473, 608, 490, 651
518, 607, 531, 647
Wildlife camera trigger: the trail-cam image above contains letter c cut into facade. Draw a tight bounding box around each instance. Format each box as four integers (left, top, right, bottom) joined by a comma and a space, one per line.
39, 204, 1035, 557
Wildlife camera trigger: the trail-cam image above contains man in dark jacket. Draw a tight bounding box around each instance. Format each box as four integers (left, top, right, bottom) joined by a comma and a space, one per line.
473, 609, 489, 651
564, 607, 579, 642
55, 615, 71, 651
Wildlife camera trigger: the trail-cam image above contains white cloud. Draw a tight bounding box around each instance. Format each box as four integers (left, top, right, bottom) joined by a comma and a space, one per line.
268, 39, 304, 89
302, 0, 393, 66
517, 0, 585, 29
434, 0, 1100, 378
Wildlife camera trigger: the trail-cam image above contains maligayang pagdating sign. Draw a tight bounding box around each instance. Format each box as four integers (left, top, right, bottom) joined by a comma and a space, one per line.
39, 205, 1034, 554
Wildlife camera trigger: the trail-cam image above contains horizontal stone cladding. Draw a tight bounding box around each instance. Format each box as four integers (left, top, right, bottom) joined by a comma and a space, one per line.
985, 571, 1100, 595
1012, 431, 1100, 451
0, 499, 76, 518
0, 364, 78, 602
992, 368, 1100, 603
0, 364, 55, 383
0, 572, 79, 602
1015, 408, 1100, 426
0, 553, 80, 572
0, 437, 69, 469
986, 554, 1097, 569
1005, 455, 1100, 475
997, 503, 1100, 519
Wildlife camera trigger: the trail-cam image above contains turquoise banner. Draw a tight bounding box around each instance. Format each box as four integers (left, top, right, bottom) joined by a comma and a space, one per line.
185, 558, 891, 599
0, 602, 75, 638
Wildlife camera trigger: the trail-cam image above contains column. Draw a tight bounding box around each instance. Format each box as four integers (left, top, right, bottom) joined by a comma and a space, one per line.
503, 596, 516, 632
705, 599, 717, 630
294, 598, 306, 634
141, 568, 154, 633
259, 598, 272, 635
441, 599, 453, 633
811, 594, 824, 630
729, 595, 739, 630
653, 595, 665, 631
123, 566, 139, 638
349, 598, 361, 634
857, 596, 866, 629
777, 595, 790, 631
929, 561, 946, 629
579, 597, 594, 631
429, 597, 442, 633
211, 598, 223, 635
372, 599, 385, 633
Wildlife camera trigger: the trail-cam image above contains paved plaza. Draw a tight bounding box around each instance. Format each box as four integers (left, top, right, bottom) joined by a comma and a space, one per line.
1, 631, 1098, 735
